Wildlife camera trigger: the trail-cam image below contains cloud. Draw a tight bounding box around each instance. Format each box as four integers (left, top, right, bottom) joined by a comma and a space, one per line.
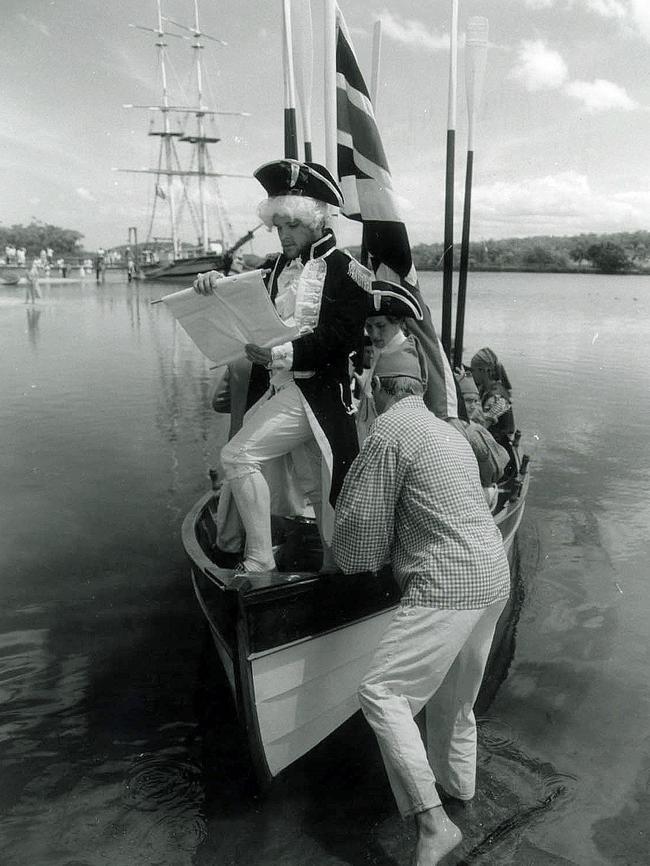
509, 39, 639, 113
378, 10, 448, 51
17, 13, 51, 37
521, 0, 650, 47
630, 0, 650, 40
583, 0, 626, 18
76, 188, 96, 202
523, 0, 625, 15
472, 171, 650, 236
565, 78, 638, 111
510, 40, 568, 91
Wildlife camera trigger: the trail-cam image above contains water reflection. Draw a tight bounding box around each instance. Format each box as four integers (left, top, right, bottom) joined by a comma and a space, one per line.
0, 599, 207, 866
125, 282, 142, 333
25, 306, 42, 348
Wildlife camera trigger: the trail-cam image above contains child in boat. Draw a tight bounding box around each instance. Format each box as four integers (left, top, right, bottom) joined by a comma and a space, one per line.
355, 279, 427, 444
452, 373, 508, 507
470, 346, 515, 446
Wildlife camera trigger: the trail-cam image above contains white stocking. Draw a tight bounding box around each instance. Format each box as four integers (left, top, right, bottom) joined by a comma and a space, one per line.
229, 471, 276, 572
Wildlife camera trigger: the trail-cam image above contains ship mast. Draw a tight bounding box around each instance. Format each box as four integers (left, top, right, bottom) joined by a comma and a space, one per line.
119, 0, 186, 259
154, 0, 180, 258
184, 0, 220, 253
117, 0, 250, 260
165, 0, 253, 256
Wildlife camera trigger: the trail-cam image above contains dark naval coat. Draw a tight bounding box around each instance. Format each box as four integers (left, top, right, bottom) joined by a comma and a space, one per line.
246, 229, 369, 512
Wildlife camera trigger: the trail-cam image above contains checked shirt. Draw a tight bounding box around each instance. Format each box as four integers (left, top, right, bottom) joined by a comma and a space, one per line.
333, 396, 510, 609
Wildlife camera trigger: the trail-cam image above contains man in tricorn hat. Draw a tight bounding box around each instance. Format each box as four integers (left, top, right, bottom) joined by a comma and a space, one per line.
333, 344, 510, 865
194, 158, 369, 573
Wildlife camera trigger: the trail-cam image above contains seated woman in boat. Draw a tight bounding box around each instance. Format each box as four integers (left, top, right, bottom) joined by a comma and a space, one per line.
449, 371, 509, 508
193, 158, 369, 574
355, 280, 427, 444
470, 346, 515, 447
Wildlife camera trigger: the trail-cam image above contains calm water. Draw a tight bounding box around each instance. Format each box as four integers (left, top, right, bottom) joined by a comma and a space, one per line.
1, 270, 649, 865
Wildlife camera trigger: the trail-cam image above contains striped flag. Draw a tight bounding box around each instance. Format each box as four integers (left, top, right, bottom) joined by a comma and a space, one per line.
335, 7, 460, 420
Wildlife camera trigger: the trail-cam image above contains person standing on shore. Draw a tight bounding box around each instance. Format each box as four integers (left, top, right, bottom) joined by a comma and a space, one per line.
25, 259, 41, 304
333, 344, 510, 866
95, 253, 105, 284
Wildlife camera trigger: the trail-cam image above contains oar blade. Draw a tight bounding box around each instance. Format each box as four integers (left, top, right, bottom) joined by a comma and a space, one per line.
465, 17, 489, 146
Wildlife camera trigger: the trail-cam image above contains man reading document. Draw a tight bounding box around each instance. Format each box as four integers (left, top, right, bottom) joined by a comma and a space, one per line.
194, 158, 368, 573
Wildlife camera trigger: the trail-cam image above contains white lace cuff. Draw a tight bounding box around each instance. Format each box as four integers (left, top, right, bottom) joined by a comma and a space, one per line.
271, 342, 293, 370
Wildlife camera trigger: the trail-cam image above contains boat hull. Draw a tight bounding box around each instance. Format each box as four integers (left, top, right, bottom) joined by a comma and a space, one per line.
140, 254, 231, 281
184, 457, 530, 786
0, 268, 22, 285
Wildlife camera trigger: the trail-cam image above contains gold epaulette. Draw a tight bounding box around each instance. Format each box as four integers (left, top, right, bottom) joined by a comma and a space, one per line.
345, 254, 373, 292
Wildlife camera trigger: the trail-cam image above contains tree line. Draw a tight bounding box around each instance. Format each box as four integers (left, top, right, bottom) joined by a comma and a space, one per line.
0, 221, 84, 258
3, 220, 650, 274
409, 230, 650, 274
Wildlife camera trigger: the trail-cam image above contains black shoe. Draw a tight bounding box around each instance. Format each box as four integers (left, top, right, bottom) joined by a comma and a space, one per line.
211, 544, 242, 568
233, 560, 277, 576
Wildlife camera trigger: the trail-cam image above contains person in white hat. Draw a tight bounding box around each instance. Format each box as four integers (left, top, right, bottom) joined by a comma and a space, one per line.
333, 343, 510, 866
194, 158, 369, 573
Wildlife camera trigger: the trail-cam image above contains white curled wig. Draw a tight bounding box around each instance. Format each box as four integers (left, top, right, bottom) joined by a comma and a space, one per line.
257, 195, 329, 232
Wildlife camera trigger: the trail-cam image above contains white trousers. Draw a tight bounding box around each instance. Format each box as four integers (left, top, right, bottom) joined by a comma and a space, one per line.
358, 599, 506, 817
220, 381, 321, 501
218, 382, 323, 567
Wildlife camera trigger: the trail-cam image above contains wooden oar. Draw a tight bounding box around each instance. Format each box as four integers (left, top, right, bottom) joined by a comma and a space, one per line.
441, 0, 459, 359
453, 17, 489, 370
290, 0, 314, 161
282, 0, 299, 159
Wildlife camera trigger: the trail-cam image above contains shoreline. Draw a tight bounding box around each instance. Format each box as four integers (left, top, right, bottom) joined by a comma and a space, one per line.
414, 264, 650, 276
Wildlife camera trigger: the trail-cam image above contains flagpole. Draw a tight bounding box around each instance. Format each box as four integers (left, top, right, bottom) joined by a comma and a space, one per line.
370, 19, 382, 110
336, 6, 460, 420
441, 0, 459, 359
323, 0, 337, 179
282, 0, 299, 158
453, 17, 488, 370
358, 17, 383, 269
291, 0, 314, 161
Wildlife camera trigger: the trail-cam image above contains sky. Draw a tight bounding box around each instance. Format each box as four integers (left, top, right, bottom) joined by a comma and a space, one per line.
2, 0, 650, 255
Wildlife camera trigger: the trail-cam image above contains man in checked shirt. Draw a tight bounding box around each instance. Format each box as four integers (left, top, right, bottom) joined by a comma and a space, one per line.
333, 341, 510, 866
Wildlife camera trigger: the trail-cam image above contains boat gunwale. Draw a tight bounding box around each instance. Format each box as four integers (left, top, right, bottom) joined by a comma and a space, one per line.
183, 456, 530, 602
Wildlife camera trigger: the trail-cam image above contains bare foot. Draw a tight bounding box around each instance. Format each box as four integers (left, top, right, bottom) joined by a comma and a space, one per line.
413, 806, 462, 866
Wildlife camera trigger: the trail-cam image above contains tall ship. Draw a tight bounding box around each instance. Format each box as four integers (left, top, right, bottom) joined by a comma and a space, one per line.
118, 0, 261, 280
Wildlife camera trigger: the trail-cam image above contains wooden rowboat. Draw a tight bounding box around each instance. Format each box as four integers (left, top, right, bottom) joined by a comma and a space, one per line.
182, 437, 530, 787
0, 267, 21, 285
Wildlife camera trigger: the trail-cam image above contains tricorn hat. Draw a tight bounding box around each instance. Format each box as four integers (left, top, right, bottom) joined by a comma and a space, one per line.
253, 159, 344, 207
366, 280, 424, 321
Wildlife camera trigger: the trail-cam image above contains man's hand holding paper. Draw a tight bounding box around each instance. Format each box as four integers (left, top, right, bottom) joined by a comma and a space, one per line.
160, 269, 301, 367
244, 344, 273, 367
